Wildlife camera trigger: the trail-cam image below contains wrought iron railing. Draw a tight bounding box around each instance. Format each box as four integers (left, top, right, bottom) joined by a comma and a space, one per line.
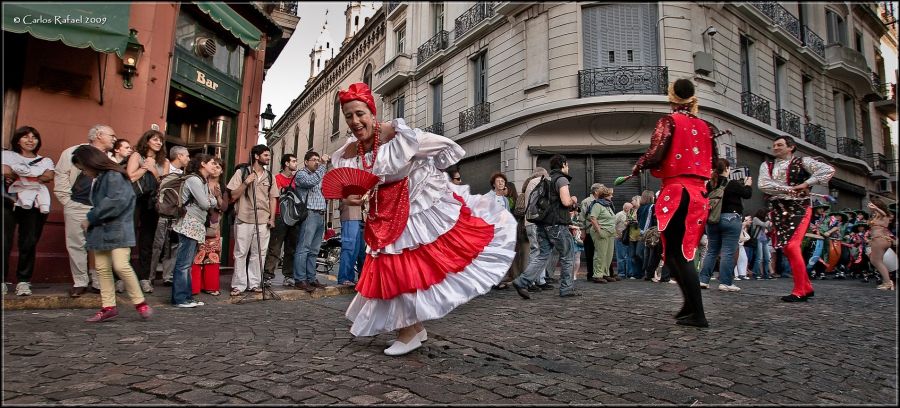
455, 2, 495, 39
801, 24, 826, 59
578, 66, 668, 97
459, 102, 490, 133
804, 123, 827, 149
749, 2, 801, 42
868, 153, 888, 172
274, 1, 298, 16
875, 82, 896, 100
741, 91, 771, 124
775, 109, 801, 138
837, 137, 864, 159
423, 122, 444, 136
417, 30, 449, 65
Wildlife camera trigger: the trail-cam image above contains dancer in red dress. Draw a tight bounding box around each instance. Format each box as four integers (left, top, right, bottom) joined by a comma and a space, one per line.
631, 78, 720, 328
331, 83, 517, 356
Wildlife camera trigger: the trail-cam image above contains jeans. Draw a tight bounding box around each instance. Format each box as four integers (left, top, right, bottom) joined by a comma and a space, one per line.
338, 220, 365, 283
699, 213, 742, 286
743, 244, 755, 276
3, 205, 48, 283
525, 224, 552, 284
171, 233, 198, 305
264, 216, 300, 280
615, 239, 629, 277
293, 210, 326, 283
754, 240, 771, 278
514, 224, 575, 295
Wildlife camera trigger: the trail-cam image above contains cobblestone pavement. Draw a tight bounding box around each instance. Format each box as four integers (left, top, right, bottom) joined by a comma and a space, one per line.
3, 277, 897, 405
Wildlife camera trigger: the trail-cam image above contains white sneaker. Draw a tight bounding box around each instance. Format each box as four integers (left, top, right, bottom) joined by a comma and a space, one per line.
384, 336, 423, 356
387, 329, 428, 346
188, 300, 205, 307
115, 280, 125, 293
718, 284, 741, 292
283, 277, 295, 287
15, 282, 32, 296
140, 280, 153, 293
175, 302, 198, 308
2, 282, 7, 295
699, 282, 709, 289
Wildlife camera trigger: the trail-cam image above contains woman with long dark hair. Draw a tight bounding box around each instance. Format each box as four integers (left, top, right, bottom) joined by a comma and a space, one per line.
72, 145, 152, 322
127, 130, 170, 293
3, 126, 55, 296
170, 154, 218, 307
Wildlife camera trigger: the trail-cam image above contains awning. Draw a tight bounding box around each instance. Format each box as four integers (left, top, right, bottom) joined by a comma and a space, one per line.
2, 3, 131, 57
194, 2, 263, 50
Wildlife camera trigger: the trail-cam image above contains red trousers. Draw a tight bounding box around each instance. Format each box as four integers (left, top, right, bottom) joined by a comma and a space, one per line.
191, 264, 220, 294
784, 207, 814, 297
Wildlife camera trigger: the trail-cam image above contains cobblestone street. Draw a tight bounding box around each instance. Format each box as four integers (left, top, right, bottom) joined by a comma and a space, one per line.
3, 278, 897, 405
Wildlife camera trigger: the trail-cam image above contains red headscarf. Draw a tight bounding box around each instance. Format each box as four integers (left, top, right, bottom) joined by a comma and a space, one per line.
338, 82, 377, 115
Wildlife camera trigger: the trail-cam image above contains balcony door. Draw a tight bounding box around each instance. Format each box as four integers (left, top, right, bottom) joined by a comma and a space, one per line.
582, 4, 659, 69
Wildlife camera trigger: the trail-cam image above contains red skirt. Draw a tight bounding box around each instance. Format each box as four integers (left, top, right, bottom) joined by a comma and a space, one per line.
356, 194, 495, 300
656, 176, 709, 261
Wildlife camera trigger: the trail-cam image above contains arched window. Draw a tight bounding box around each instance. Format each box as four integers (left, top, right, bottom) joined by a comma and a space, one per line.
332, 92, 341, 136
355, 16, 359, 28
308, 113, 316, 152
363, 63, 373, 88
293, 125, 300, 153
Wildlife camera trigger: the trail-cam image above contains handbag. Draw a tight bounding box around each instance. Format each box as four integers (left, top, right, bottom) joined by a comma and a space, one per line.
884, 248, 898, 272
133, 163, 158, 199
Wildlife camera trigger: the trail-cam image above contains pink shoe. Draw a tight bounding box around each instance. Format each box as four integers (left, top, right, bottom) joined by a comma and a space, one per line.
86, 306, 118, 323
135, 302, 153, 320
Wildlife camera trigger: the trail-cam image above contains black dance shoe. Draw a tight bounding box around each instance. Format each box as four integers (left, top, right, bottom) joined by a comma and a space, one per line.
781, 294, 808, 302
675, 315, 709, 328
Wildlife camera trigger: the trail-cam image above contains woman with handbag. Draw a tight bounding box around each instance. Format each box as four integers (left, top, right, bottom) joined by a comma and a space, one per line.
126, 130, 169, 293
697, 159, 752, 292
170, 154, 218, 308
191, 157, 225, 297
72, 145, 153, 322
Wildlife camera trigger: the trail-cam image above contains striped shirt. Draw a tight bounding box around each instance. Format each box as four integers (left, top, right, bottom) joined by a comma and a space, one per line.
294, 165, 327, 210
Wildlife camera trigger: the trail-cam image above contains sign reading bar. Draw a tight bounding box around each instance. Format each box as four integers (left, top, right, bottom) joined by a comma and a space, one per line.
171, 47, 241, 112
196, 70, 220, 90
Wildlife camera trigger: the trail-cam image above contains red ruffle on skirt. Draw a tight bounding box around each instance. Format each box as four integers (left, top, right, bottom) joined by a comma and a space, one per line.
656, 176, 709, 262
356, 194, 495, 300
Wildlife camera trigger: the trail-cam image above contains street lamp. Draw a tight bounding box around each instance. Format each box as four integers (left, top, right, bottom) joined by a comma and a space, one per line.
261, 103, 276, 133
122, 29, 144, 89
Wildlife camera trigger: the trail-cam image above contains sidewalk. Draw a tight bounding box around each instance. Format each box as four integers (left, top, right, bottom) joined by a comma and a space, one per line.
2, 269, 356, 310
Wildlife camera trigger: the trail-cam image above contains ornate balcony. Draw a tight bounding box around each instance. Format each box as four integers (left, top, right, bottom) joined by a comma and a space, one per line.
578, 66, 668, 97
372, 53, 412, 95
825, 44, 877, 96
775, 109, 801, 138
417, 30, 449, 66
837, 137, 864, 160
741, 91, 771, 125
804, 123, 826, 149
749, 2, 801, 42
455, 2, 495, 40
868, 153, 890, 179
800, 24, 825, 60
423, 122, 444, 136
459, 102, 490, 133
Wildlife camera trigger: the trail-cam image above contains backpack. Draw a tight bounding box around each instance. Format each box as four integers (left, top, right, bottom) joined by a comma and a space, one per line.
514, 175, 540, 219
707, 180, 727, 224
524, 176, 554, 224
156, 174, 200, 219
279, 177, 309, 226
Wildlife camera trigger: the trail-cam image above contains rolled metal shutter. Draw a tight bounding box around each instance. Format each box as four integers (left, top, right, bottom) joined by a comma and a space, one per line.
592, 155, 642, 210
457, 150, 501, 195
736, 147, 769, 216
536, 155, 589, 204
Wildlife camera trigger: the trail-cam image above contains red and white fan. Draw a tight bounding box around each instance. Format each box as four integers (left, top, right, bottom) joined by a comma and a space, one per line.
322, 167, 380, 199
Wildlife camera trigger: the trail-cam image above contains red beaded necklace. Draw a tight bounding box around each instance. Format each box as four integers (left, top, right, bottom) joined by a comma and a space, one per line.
357, 124, 380, 170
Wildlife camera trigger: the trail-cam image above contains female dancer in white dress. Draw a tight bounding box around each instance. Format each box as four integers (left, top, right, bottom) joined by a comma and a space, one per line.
331, 83, 516, 356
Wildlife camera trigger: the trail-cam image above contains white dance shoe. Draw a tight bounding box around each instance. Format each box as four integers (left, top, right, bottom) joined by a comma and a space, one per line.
387, 329, 427, 346
384, 336, 423, 356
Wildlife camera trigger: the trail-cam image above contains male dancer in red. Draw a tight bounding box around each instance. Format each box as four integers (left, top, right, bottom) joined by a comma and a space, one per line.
758, 136, 834, 302
631, 78, 720, 328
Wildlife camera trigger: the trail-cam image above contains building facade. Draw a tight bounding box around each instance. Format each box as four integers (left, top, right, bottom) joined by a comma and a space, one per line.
2, 2, 297, 283
273, 1, 898, 228
267, 3, 386, 227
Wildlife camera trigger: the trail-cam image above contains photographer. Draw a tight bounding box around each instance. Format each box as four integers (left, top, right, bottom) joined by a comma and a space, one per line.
698, 159, 753, 292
